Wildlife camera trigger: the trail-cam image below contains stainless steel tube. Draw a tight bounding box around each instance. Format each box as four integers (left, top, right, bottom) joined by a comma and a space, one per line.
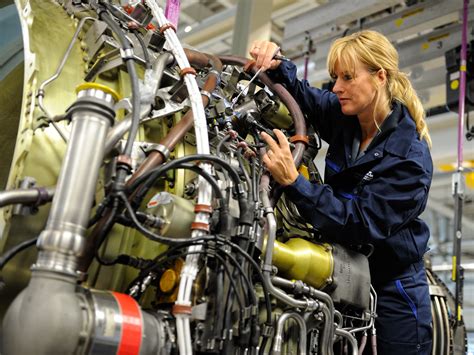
260, 191, 319, 311
2, 85, 117, 355
271, 276, 336, 355
273, 312, 307, 355
0, 187, 55, 208
335, 328, 358, 355
34, 86, 116, 276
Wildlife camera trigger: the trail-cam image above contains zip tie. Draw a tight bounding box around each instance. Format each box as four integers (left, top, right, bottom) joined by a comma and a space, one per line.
289, 134, 309, 145
159, 23, 176, 34
172, 304, 192, 316
191, 222, 210, 232
180, 67, 197, 77
194, 204, 213, 214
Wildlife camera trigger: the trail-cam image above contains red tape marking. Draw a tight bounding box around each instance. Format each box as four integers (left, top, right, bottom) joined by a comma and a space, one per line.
113, 292, 142, 355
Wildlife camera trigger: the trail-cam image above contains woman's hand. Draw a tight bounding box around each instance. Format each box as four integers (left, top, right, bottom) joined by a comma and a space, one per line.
249, 40, 282, 71
261, 129, 299, 186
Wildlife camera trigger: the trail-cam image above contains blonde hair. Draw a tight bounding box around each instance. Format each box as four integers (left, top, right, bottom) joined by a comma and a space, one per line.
327, 30, 432, 148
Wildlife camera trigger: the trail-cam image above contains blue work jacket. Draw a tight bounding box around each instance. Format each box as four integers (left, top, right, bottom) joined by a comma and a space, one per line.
268, 62, 433, 283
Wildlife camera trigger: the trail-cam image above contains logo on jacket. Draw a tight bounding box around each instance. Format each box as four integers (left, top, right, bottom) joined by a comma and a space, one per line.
362, 171, 374, 182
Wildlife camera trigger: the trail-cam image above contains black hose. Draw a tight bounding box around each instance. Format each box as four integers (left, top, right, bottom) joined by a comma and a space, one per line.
99, 10, 140, 184
129, 154, 242, 192
132, 30, 151, 69
0, 237, 38, 270
133, 163, 224, 206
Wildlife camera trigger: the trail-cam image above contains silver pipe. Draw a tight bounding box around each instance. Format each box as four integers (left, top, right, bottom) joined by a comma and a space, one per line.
319, 304, 334, 355
273, 312, 307, 355
37, 16, 96, 142
271, 276, 335, 354
0, 187, 55, 208
152, 52, 174, 97
37, 16, 96, 119
335, 328, 358, 355
104, 107, 150, 155
102, 51, 174, 155
260, 192, 319, 311
2, 86, 117, 355
34, 87, 116, 276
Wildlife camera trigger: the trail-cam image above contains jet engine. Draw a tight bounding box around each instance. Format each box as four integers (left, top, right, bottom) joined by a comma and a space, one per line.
0, 1, 465, 354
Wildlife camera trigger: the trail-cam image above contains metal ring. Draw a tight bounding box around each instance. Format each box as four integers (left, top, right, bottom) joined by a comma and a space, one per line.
200, 90, 211, 100
120, 48, 135, 60
145, 143, 170, 160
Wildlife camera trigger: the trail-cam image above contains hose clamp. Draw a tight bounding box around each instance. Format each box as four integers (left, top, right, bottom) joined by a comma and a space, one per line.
200, 90, 211, 100
145, 143, 170, 160
120, 48, 135, 60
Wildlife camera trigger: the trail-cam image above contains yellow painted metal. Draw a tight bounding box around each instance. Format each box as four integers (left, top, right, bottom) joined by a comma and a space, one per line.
260, 101, 293, 129
75, 82, 122, 101
272, 238, 333, 289
160, 269, 178, 293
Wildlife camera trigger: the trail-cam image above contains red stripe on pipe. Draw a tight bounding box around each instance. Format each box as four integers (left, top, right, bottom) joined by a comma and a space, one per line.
113, 292, 143, 355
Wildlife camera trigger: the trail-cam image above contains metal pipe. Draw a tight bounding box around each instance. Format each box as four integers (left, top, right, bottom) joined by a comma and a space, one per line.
452, 0, 470, 326
37, 16, 96, 142
260, 191, 319, 311
34, 87, 116, 276
335, 328, 358, 355
271, 276, 336, 354
145, 2, 213, 354
0, 187, 54, 208
2, 85, 116, 355
273, 312, 307, 355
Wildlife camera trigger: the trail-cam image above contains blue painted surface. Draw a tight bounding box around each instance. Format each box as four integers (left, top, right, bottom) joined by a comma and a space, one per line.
0, 3, 23, 80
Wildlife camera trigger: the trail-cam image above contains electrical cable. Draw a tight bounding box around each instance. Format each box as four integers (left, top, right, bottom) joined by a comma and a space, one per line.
132, 30, 151, 70
98, 8, 140, 183
236, 149, 252, 198
217, 239, 272, 327
93, 199, 120, 267
216, 133, 232, 157
133, 163, 224, 207
0, 237, 38, 270
129, 247, 247, 310
129, 154, 242, 192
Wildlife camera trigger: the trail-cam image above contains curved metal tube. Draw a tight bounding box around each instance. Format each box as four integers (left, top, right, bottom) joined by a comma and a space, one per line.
271, 276, 336, 354
145, 3, 215, 354
335, 328, 358, 355
0, 187, 55, 208
104, 51, 175, 155
37, 16, 97, 141
260, 189, 319, 312
273, 312, 307, 355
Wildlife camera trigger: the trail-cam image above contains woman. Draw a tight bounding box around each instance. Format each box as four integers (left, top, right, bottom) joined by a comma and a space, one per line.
250, 30, 433, 354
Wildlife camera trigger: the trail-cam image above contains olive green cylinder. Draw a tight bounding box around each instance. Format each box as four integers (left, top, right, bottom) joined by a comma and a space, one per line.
272, 238, 334, 289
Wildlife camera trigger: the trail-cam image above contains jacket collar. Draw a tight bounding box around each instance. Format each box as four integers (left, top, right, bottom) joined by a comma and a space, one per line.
344, 102, 417, 168
383, 102, 417, 158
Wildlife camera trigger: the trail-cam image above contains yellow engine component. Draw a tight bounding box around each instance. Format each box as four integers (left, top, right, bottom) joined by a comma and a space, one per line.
157, 258, 184, 304
272, 238, 333, 289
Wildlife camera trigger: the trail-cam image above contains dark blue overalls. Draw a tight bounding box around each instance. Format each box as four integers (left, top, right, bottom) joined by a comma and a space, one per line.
268, 62, 433, 354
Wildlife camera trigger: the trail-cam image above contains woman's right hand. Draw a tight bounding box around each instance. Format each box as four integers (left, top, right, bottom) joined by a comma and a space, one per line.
249, 40, 282, 71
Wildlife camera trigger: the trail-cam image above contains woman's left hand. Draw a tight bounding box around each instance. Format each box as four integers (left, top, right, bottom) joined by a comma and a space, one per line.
261, 129, 299, 186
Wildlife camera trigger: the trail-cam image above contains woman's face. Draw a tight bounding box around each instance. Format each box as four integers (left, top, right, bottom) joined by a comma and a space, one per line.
331, 60, 381, 119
